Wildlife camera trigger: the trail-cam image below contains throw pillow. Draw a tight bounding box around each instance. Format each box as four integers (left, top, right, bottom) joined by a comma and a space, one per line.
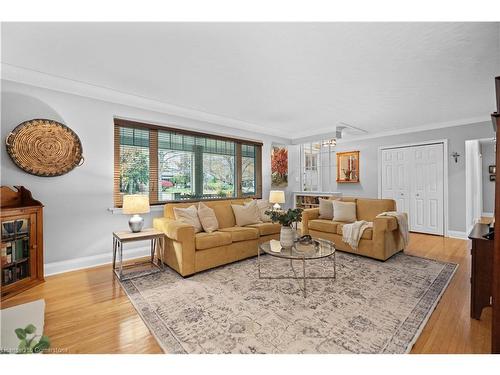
232, 201, 262, 227
332, 200, 357, 223
255, 199, 272, 222
318, 198, 334, 219
197, 202, 219, 233
173, 205, 203, 233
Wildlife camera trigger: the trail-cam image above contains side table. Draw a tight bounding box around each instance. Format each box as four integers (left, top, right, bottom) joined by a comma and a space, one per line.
112, 228, 165, 280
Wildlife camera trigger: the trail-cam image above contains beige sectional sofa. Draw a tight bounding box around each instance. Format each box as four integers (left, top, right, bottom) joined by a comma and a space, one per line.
301, 197, 406, 261
153, 199, 280, 276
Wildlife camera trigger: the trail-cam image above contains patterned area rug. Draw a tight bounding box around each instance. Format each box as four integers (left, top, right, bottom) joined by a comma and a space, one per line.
120, 252, 457, 354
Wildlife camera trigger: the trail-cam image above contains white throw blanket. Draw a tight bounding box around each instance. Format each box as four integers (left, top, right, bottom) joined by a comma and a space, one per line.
376, 211, 410, 248
342, 220, 373, 250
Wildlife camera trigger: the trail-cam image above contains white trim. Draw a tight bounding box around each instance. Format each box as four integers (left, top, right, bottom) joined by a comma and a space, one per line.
377, 139, 449, 237
446, 230, 468, 240
44, 246, 150, 276
291, 116, 490, 144
482, 212, 494, 217
2, 63, 490, 144
1, 63, 289, 141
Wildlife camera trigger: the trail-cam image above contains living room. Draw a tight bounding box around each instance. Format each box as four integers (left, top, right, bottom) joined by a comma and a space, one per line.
1, 1, 500, 372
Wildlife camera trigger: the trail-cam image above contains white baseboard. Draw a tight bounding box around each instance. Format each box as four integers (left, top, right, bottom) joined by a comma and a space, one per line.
482, 212, 494, 218
44, 246, 150, 276
446, 230, 468, 240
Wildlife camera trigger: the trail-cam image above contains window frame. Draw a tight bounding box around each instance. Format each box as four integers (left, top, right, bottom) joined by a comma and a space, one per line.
113, 118, 263, 207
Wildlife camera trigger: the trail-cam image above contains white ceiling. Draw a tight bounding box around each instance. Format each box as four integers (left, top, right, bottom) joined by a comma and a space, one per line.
1, 22, 499, 141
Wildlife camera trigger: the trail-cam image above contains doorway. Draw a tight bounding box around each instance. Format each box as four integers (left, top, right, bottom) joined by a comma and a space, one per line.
465, 138, 496, 235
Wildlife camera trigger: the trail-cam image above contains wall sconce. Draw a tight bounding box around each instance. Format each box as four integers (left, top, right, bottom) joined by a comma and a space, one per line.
451, 152, 460, 163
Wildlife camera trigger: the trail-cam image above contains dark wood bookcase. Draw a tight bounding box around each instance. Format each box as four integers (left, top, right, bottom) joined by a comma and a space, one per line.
1, 186, 44, 300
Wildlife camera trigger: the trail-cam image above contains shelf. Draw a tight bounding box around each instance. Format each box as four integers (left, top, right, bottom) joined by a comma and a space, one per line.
2, 257, 29, 269
1, 233, 29, 242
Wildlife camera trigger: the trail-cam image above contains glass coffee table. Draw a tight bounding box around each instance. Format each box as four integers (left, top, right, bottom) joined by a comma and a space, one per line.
258, 238, 336, 298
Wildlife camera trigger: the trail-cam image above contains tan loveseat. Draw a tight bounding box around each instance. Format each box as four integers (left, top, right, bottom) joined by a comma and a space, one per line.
153, 199, 280, 276
302, 197, 406, 261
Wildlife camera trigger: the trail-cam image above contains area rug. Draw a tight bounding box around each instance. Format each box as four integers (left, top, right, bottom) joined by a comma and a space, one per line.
120, 252, 457, 354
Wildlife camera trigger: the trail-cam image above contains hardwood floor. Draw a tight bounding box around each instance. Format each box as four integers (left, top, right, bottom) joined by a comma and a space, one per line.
1, 233, 491, 354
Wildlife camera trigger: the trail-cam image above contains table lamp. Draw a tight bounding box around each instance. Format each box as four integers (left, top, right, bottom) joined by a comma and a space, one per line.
269, 190, 285, 210
122, 194, 150, 232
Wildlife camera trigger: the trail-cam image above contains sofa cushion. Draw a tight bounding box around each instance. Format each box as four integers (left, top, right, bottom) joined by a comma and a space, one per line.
308, 219, 338, 233
232, 201, 262, 226
336, 223, 373, 240
255, 199, 273, 222
197, 202, 219, 233
356, 198, 396, 221
333, 201, 357, 223
246, 222, 281, 236
211, 203, 237, 228
164, 199, 251, 228
318, 198, 334, 220
219, 227, 259, 242
195, 231, 232, 250
173, 205, 203, 233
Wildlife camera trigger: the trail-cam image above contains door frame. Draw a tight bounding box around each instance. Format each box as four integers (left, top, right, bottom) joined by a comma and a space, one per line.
464, 137, 495, 235
377, 139, 449, 237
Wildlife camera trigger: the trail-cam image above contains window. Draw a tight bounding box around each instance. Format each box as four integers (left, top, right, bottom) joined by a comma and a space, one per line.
118, 127, 150, 195
114, 119, 262, 207
241, 144, 256, 196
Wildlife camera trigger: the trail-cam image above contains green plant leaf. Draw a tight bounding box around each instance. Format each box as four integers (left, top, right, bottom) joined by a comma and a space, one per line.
24, 324, 36, 334
17, 339, 29, 353
15, 328, 26, 340
33, 336, 50, 353
28, 338, 38, 349
39, 335, 50, 346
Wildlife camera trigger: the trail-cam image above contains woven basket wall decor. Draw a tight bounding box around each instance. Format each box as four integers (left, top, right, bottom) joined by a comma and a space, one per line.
5, 119, 84, 177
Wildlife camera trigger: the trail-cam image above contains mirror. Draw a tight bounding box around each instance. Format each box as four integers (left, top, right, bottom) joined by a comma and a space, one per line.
336, 151, 360, 183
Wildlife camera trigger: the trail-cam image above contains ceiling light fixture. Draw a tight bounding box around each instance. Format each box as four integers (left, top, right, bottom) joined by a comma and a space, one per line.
322, 138, 337, 147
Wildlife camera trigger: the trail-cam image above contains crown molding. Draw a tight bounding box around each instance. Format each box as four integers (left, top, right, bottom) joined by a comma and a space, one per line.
0, 63, 288, 140
291, 116, 492, 144
2, 63, 491, 145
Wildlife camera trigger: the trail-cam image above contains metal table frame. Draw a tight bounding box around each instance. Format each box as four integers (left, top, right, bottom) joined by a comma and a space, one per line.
258, 240, 336, 298
112, 230, 165, 281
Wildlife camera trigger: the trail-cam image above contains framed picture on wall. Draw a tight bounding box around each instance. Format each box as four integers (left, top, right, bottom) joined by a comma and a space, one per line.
271, 145, 288, 188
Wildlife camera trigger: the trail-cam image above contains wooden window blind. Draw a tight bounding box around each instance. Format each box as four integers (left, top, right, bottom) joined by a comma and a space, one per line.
113, 119, 263, 207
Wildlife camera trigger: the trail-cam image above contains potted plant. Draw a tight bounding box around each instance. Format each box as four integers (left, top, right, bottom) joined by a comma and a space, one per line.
265, 208, 303, 248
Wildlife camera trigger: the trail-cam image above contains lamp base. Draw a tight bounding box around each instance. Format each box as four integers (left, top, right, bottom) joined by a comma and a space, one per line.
273, 203, 281, 210
129, 214, 144, 232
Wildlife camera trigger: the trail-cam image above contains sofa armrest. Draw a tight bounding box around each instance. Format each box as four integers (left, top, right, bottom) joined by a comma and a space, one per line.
301, 208, 320, 235
153, 217, 196, 276
153, 217, 195, 242
373, 216, 398, 232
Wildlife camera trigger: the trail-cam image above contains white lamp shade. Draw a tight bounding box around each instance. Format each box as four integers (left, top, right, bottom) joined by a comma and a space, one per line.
269, 190, 285, 204
122, 195, 150, 214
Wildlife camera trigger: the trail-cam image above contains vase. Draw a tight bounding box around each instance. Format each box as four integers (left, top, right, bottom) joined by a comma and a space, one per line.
280, 226, 296, 248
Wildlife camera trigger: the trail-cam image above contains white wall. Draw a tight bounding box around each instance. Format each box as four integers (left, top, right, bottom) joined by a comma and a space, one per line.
289, 121, 495, 233
0, 80, 291, 274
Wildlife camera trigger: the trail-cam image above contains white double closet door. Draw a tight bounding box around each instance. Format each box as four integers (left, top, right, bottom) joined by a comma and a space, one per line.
381, 143, 444, 235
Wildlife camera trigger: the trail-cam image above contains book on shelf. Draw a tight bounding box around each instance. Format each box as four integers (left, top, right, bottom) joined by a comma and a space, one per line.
2, 267, 13, 285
